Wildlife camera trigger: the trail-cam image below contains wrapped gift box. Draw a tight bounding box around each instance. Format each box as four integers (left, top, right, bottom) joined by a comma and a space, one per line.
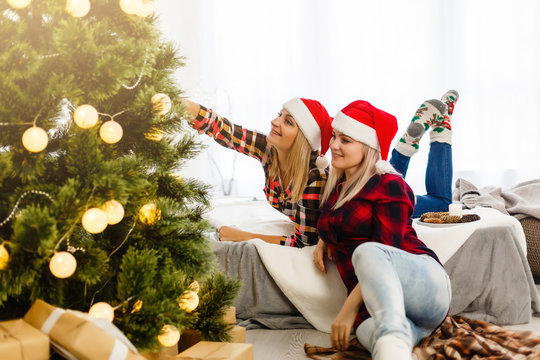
24, 299, 145, 360
230, 325, 245, 343
176, 341, 253, 360
0, 318, 49, 360
223, 306, 236, 324
142, 344, 178, 360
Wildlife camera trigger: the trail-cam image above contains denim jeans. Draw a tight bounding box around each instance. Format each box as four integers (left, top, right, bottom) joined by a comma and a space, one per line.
389, 142, 453, 218
352, 242, 451, 353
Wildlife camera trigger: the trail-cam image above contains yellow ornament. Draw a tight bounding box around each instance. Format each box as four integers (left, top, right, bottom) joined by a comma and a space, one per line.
66, 0, 90, 17
0, 243, 10, 271
22, 126, 48, 153
138, 203, 161, 226
99, 120, 123, 144
157, 324, 180, 347
188, 280, 199, 294
49, 251, 77, 279
144, 128, 164, 142
151, 93, 172, 115
178, 290, 199, 312
131, 299, 143, 314
89, 302, 115, 322
73, 104, 99, 129
82, 208, 108, 234
119, 0, 142, 15
7, 0, 31, 9
101, 200, 124, 225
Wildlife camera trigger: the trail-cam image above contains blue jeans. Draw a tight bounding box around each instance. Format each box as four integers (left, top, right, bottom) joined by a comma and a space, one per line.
352, 242, 451, 353
389, 142, 453, 218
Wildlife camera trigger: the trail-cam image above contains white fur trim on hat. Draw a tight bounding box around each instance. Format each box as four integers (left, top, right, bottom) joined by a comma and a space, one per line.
283, 98, 320, 151
332, 111, 380, 151
375, 160, 396, 174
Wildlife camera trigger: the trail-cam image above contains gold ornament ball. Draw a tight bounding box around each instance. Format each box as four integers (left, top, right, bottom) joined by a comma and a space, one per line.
151, 93, 172, 115
49, 251, 77, 279
178, 290, 199, 312
144, 128, 164, 142
99, 120, 123, 144
82, 208, 108, 234
138, 203, 161, 226
130, 299, 143, 314
66, 0, 90, 17
22, 126, 48, 153
119, 0, 142, 15
73, 104, 99, 129
89, 302, 115, 322
7, 0, 31, 9
101, 200, 124, 225
158, 324, 181, 347
0, 243, 10, 271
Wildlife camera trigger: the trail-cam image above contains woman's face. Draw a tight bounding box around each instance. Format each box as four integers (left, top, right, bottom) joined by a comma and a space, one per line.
267, 108, 299, 152
329, 129, 365, 176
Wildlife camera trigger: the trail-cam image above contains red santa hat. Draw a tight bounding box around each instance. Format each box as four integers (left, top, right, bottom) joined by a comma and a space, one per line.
283, 97, 332, 169
332, 100, 398, 173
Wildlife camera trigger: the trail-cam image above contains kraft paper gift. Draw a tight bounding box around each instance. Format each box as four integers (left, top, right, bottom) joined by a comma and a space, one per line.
0, 318, 49, 360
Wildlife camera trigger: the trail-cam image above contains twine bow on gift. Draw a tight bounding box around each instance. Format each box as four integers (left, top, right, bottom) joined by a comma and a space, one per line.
0, 321, 26, 360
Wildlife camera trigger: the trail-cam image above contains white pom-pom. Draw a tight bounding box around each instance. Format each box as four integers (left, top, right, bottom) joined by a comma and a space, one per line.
315, 156, 329, 170
375, 160, 395, 174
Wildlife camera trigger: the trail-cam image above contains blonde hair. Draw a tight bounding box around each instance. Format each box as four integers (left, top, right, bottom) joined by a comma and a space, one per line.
321, 143, 380, 209
269, 130, 314, 203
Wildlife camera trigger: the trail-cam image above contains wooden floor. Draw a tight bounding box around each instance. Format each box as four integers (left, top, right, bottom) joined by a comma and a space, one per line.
246, 285, 540, 360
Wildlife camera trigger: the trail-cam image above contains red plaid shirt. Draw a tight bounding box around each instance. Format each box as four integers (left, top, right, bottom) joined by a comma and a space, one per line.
317, 173, 440, 327
190, 105, 327, 247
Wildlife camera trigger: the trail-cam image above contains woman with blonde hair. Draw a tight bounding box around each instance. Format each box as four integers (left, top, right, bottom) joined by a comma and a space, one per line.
313, 100, 451, 359
183, 97, 332, 247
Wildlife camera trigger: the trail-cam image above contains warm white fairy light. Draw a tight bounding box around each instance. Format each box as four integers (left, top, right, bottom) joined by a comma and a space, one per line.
49, 251, 77, 278
157, 324, 180, 347
101, 200, 124, 225
73, 104, 99, 129
119, 0, 141, 15
136, 0, 153, 17
66, 0, 90, 17
22, 126, 48, 152
81, 208, 108, 234
89, 302, 115, 322
7, 0, 31, 9
99, 120, 123, 144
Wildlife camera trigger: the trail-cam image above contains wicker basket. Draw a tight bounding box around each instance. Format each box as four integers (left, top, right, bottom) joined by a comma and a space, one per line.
520, 217, 540, 278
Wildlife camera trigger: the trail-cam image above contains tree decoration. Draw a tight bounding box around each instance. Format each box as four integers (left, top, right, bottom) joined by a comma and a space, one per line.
0, 243, 9, 271
151, 93, 172, 115
66, 0, 91, 18
7, 0, 31, 9
157, 324, 180, 347
178, 290, 199, 312
144, 128, 164, 142
22, 126, 48, 153
130, 299, 143, 314
136, 0, 153, 18
89, 301, 115, 322
138, 203, 161, 226
81, 208, 108, 234
119, 0, 142, 15
101, 200, 125, 225
49, 251, 77, 279
99, 120, 123, 144
188, 280, 199, 294
73, 104, 99, 129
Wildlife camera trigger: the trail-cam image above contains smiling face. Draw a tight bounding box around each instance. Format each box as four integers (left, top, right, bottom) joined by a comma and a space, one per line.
329, 129, 366, 178
266, 108, 299, 152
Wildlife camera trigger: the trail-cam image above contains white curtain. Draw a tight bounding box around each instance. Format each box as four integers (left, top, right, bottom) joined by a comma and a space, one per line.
155, 0, 540, 198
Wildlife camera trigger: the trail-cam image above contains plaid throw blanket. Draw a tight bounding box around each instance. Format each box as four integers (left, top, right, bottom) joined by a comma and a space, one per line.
304, 316, 540, 359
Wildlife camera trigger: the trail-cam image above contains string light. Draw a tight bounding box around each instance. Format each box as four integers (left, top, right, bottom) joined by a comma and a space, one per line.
89, 302, 115, 322
119, 0, 141, 15
22, 126, 48, 152
157, 325, 180, 347
136, 0, 153, 17
73, 104, 99, 129
7, 0, 31, 9
99, 120, 123, 144
81, 208, 108, 234
101, 200, 124, 225
66, 0, 90, 18
49, 251, 77, 278
0, 243, 10, 271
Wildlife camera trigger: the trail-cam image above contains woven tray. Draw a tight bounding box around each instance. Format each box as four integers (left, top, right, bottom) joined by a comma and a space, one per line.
520, 217, 540, 278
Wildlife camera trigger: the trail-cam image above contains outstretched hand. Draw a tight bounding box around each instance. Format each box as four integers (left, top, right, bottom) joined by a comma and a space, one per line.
313, 238, 333, 273
218, 226, 253, 242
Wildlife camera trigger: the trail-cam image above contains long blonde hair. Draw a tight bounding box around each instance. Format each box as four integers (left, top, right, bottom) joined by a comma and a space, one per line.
269, 130, 314, 203
321, 143, 380, 209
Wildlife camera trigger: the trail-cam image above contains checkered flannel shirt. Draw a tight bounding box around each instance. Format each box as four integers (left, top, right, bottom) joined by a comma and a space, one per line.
191, 105, 327, 247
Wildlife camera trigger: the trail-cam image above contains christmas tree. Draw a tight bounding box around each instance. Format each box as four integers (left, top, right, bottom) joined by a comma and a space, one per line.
0, 0, 239, 352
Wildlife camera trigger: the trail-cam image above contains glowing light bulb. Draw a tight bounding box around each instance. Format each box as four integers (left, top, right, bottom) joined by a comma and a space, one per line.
119, 0, 142, 15
73, 104, 99, 129
81, 208, 108, 234
89, 302, 115, 322
157, 325, 180, 347
49, 251, 77, 278
66, 0, 90, 18
178, 290, 199, 312
99, 120, 123, 144
7, 0, 31, 9
0, 243, 10, 271
101, 200, 124, 225
151, 93, 172, 115
22, 126, 48, 152
136, 0, 153, 17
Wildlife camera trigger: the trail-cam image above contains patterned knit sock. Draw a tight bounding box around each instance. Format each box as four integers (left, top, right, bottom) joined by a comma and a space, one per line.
430, 89, 459, 145
394, 99, 446, 157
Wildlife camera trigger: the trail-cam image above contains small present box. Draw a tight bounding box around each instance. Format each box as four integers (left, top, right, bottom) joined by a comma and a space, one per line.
229, 325, 245, 343
142, 344, 178, 360
0, 318, 49, 360
223, 306, 236, 324
24, 299, 145, 360
177, 329, 202, 353
176, 341, 253, 360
